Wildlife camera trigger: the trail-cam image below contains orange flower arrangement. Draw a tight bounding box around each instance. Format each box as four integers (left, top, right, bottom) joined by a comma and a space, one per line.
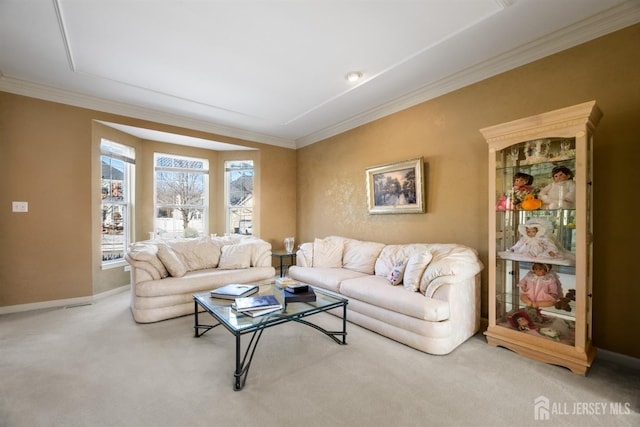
520, 194, 542, 210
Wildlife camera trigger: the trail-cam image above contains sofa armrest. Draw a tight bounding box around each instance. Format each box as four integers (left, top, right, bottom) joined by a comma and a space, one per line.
419, 245, 483, 295
125, 254, 162, 282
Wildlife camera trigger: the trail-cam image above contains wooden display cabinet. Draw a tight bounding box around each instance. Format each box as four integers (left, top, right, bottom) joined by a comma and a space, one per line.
480, 101, 602, 374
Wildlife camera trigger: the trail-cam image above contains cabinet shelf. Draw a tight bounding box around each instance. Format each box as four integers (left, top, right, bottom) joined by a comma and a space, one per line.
481, 101, 602, 375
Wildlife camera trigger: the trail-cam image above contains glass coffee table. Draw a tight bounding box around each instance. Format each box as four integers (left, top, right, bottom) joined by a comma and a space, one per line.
193, 284, 348, 391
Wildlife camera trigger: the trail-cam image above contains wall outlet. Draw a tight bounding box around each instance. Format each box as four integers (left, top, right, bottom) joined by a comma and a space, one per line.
124, 265, 131, 272
12, 201, 28, 212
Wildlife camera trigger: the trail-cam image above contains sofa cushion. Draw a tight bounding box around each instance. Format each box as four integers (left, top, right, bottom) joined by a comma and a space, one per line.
340, 276, 450, 321
218, 244, 252, 269
173, 237, 222, 271
313, 238, 343, 268
157, 245, 188, 277
288, 266, 367, 293
403, 251, 433, 292
342, 239, 385, 274
386, 258, 407, 285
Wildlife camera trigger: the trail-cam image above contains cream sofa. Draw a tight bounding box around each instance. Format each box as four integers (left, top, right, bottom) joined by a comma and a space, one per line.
125, 235, 275, 323
288, 236, 484, 355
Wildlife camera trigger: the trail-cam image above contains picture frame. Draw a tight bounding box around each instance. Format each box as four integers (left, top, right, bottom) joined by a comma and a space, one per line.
366, 157, 425, 214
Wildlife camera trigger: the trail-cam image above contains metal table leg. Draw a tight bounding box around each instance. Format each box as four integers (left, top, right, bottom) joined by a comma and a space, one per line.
234, 327, 266, 391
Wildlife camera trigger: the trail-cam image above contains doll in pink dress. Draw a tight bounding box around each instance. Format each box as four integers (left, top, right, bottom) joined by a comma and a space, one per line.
519, 263, 562, 308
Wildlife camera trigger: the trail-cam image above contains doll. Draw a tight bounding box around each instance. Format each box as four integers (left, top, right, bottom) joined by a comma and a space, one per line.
509, 310, 536, 331
498, 218, 575, 264
538, 166, 575, 209
511, 172, 535, 209
519, 263, 563, 308
509, 218, 559, 259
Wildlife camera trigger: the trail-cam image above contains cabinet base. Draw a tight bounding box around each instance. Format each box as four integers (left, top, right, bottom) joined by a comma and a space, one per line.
485, 330, 596, 375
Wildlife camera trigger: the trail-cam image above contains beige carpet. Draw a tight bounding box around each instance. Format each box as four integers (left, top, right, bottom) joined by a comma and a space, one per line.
1, 290, 638, 427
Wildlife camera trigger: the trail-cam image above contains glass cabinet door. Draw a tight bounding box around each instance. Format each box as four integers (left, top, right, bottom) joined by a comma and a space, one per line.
494, 137, 578, 346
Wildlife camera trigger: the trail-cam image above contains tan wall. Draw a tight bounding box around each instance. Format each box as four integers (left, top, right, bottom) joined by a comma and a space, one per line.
296, 24, 640, 358
0, 94, 296, 306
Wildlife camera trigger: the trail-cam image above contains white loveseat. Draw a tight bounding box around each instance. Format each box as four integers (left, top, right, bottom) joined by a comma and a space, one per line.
288, 236, 484, 355
125, 235, 275, 323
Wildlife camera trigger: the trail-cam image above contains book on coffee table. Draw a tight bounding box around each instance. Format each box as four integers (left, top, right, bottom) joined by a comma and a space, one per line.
232, 305, 282, 318
283, 287, 316, 303
210, 284, 258, 300
233, 294, 282, 312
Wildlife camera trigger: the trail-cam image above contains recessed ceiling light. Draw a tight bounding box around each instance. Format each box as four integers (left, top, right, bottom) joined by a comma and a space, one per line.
346, 71, 363, 82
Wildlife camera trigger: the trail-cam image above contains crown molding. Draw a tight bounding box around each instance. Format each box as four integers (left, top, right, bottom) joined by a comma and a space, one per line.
295, 1, 640, 148
1, 1, 637, 151
0, 76, 297, 150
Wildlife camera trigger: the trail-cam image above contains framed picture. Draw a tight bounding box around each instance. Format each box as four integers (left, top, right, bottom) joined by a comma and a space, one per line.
366, 157, 425, 214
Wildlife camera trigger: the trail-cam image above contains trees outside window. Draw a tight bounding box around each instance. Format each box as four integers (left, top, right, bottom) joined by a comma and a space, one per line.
225, 161, 253, 235
154, 153, 208, 237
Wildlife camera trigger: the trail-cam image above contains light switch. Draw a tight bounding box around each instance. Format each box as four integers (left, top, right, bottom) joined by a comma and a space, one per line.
12, 201, 28, 212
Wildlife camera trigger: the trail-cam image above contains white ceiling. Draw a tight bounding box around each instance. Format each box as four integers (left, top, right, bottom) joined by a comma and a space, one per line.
1, 0, 639, 150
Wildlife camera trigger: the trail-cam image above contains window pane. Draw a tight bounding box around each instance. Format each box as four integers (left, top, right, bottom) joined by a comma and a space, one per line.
226, 160, 253, 235
154, 153, 208, 237
102, 204, 126, 262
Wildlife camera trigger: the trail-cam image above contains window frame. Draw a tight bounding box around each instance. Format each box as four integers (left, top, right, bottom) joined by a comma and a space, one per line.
153, 153, 209, 238
225, 160, 254, 235
100, 139, 135, 268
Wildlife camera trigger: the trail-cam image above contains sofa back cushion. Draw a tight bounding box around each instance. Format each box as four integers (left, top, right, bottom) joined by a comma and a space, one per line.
313, 238, 344, 268
167, 237, 222, 270
157, 245, 188, 277
218, 244, 252, 269
403, 251, 433, 292
342, 239, 385, 274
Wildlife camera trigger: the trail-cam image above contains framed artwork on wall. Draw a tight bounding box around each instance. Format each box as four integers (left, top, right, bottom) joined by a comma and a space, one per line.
366, 157, 425, 214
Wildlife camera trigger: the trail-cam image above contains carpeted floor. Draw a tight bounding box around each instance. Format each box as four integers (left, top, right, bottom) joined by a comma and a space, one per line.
0, 289, 638, 427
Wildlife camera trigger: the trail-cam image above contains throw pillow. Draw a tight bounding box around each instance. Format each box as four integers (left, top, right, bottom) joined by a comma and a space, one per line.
386, 258, 407, 285
403, 251, 433, 292
157, 245, 188, 277
218, 244, 252, 269
312, 238, 343, 268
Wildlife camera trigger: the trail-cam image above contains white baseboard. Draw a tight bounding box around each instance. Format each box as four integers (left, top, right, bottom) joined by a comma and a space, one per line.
0, 285, 130, 315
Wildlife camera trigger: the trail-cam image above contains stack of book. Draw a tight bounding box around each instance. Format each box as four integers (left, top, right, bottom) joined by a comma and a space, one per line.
275, 276, 296, 288
232, 294, 282, 317
283, 283, 316, 303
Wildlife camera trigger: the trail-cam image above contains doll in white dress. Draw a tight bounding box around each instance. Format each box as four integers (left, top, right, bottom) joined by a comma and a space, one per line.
539, 166, 575, 209
499, 218, 575, 265
509, 219, 559, 259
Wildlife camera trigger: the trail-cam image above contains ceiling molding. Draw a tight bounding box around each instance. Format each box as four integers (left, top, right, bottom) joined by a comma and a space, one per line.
295, 1, 640, 148
53, 0, 76, 72
0, 75, 297, 150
